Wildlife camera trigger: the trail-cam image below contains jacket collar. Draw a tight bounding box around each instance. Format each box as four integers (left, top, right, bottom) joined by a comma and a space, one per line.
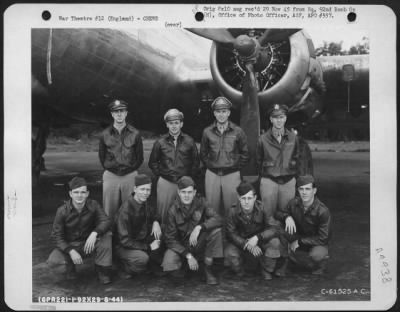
166, 132, 184, 142
236, 200, 263, 220
268, 127, 290, 139
110, 123, 135, 134
65, 199, 89, 213
176, 197, 198, 219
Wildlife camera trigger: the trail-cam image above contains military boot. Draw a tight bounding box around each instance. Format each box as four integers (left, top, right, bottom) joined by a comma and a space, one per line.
311, 260, 327, 275
231, 258, 245, 278
274, 258, 289, 277
96, 265, 112, 285
261, 269, 273, 280
204, 264, 218, 285
65, 264, 78, 280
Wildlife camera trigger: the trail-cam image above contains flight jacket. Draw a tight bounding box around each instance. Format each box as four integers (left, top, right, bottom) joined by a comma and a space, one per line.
164, 195, 222, 257
148, 132, 200, 183
275, 196, 332, 247
114, 195, 160, 251
51, 199, 111, 253
256, 128, 300, 179
98, 124, 144, 176
200, 121, 249, 173
226, 200, 281, 249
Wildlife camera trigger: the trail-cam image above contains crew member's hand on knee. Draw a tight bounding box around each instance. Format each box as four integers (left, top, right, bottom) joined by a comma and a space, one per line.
69, 249, 83, 264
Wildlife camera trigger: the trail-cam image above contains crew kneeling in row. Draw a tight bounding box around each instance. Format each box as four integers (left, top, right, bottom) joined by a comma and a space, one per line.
161, 176, 224, 285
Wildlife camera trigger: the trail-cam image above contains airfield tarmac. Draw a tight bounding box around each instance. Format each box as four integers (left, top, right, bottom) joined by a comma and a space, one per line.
31, 141, 370, 303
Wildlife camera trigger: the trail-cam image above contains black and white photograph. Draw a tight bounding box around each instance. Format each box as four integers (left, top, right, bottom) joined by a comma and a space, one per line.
4, 3, 397, 310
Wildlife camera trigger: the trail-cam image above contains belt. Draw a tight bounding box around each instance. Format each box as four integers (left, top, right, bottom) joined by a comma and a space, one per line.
208, 167, 239, 176
267, 175, 294, 184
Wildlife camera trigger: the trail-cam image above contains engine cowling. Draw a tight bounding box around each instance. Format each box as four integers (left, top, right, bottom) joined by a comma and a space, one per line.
209, 29, 325, 126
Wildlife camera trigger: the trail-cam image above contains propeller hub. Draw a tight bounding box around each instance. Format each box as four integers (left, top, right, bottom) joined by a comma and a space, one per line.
234, 35, 259, 60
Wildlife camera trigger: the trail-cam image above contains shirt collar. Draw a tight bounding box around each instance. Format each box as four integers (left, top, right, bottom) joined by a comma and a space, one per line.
213, 121, 232, 132
269, 128, 289, 139
167, 132, 182, 141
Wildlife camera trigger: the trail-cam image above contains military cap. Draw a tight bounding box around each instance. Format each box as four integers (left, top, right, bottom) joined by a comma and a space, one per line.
211, 96, 232, 111
108, 99, 128, 111
135, 174, 152, 187
269, 104, 289, 117
177, 176, 196, 190
296, 174, 315, 187
68, 176, 87, 190
236, 181, 255, 197
164, 109, 184, 122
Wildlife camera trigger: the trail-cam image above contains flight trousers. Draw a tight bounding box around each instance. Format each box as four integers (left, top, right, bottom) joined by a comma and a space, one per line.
103, 170, 137, 222
162, 228, 223, 272
260, 177, 296, 220
47, 232, 112, 274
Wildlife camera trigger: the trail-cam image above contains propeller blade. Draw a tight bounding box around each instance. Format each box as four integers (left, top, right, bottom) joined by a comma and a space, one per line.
258, 29, 302, 45
186, 28, 236, 44
240, 63, 260, 176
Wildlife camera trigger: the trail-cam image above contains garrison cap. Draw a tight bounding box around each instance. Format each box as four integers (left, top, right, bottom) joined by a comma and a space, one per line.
134, 174, 152, 187
236, 181, 255, 197
177, 176, 196, 190
296, 174, 315, 187
164, 109, 184, 122
211, 97, 232, 111
269, 104, 289, 117
108, 99, 128, 111
68, 177, 87, 190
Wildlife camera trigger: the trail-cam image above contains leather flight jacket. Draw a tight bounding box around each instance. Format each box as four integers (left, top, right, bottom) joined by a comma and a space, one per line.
275, 196, 332, 247
114, 195, 160, 251
164, 195, 222, 256
148, 132, 200, 183
51, 199, 111, 253
226, 200, 281, 249
99, 124, 144, 176
200, 121, 249, 172
256, 128, 300, 178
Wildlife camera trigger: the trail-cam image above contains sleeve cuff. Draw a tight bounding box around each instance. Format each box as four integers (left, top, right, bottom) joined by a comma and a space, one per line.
257, 234, 263, 242
65, 246, 74, 253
